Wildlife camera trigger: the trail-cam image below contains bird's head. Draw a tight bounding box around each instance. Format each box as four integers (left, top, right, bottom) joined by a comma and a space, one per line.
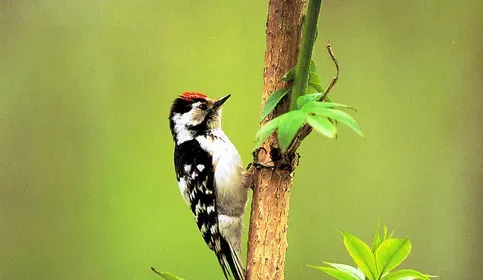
169, 92, 231, 143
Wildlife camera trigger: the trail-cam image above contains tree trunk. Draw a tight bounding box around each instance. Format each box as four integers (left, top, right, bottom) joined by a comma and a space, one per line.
246, 1, 304, 279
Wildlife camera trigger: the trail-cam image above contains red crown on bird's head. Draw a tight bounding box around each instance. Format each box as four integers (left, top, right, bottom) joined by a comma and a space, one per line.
180, 92, 208, 101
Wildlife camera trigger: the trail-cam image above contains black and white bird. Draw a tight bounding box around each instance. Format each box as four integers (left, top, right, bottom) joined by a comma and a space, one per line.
169, 92, 248, 280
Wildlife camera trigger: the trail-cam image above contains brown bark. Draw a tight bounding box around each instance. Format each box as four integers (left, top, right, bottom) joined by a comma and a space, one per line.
246, 1, 305, 279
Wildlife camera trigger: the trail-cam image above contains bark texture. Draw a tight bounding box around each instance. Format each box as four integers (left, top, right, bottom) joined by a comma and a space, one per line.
246, 1, 304, 279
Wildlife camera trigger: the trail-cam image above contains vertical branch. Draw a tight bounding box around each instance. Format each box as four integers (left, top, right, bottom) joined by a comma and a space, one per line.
246, 0, 304, 279
290, 0, 322, 110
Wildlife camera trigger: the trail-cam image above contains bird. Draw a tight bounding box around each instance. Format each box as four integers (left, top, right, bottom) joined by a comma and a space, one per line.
169, 92, 248, 280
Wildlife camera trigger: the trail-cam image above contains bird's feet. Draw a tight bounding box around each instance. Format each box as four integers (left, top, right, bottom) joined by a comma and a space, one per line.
246, 147, 275, 170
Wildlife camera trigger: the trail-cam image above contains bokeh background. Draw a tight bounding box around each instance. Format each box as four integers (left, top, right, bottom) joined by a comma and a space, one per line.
1, 0, 482, 279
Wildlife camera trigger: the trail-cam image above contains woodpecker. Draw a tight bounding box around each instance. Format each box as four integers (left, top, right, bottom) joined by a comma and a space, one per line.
169, 92, 248, 280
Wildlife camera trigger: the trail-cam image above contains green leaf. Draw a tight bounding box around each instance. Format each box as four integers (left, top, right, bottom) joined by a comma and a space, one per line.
324, 262, 365, 280
383, 226, 388, 241
388, 226, 399, 239
302, 105, 363, 137
371, 220, 381, 253
309, 72, 322, 86
301, 101, 357, 112
307, 265, 356, 280
151, 268, 186, 280
254, 116, 280, 148
309, 82, 325, 93
297, 93, 324, 109
282, 67, 296, 81
375, 238, 412, 276
307, 115, 336, 138
310, 60, 317, 73
156, 273, 185, 280
277, 110, 307, 152
341, 231, 378, 280
381, 269, 432, 280
305, 85, 319, 94
260, 88, 290, 122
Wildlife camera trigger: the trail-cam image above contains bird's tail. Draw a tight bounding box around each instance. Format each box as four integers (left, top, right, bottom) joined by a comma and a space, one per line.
217, 236, 246, 280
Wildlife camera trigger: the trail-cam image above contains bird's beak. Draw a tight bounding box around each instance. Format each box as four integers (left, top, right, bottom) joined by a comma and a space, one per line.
213, 94, 231, 109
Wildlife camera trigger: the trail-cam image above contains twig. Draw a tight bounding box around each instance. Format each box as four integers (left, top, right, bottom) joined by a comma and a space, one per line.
320, 43, 339, 101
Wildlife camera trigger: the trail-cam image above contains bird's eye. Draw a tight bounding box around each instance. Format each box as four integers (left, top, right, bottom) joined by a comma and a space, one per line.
198, 103, 208, 110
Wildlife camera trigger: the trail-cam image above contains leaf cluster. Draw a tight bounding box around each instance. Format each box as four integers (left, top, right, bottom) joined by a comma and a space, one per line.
308, 223, 436, 280
256, 61, 363, 152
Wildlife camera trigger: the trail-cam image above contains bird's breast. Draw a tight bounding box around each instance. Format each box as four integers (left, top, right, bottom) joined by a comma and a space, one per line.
196, 131, 247, 215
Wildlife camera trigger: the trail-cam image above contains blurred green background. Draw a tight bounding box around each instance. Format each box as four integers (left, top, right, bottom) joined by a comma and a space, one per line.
1, 0, 482, 279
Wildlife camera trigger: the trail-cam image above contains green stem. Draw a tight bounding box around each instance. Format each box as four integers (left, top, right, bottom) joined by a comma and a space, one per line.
290, 0, 322, 110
